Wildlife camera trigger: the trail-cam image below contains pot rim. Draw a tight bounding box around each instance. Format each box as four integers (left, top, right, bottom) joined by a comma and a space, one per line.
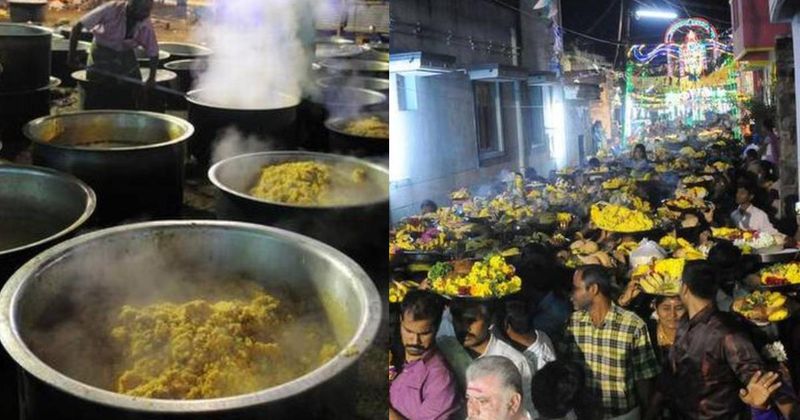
309, 85, 387, 107
157, 41, 213, 57
186, 88, 302, 111
0, 23, 52, 36
7, 0, 48, 4
23, 109, 195, 152
0, 163, 96, 256
208, 151, 389, 209
315, 75, 390, 90
317, 58, 390, 72
134, 48, 171, 61
0, 76, 60, 96
51, 38, 91, 50
0, 220, 382, 413
163, 58, 209, 72
70, 68, 177, 84
324, 111, 389, 141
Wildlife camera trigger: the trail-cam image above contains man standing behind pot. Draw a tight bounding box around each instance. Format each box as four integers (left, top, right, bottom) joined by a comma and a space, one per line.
67, 0, 159, 109
390, 291, 460, 420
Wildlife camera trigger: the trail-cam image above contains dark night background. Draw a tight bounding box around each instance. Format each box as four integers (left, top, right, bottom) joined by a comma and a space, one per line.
560, 0, 733, 67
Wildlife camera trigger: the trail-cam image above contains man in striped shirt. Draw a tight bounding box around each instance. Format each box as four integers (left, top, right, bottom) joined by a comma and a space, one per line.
561, 265, 660, 419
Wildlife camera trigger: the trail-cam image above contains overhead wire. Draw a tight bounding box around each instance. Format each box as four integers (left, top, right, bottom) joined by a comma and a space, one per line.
483, 0, 627, 46
584, 0, 621, 34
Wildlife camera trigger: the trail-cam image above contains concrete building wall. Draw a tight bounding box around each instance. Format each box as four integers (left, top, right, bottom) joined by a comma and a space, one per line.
389, 0, 559, 222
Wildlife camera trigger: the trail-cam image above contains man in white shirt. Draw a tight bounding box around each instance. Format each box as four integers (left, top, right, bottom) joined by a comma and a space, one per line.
465, 356, 532, 420
436, 301, 535, 416
502, 300, 557, 373
730, 182, 779, 235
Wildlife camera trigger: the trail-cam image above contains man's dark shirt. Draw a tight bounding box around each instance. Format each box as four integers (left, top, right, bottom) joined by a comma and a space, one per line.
667, 305, 764, 419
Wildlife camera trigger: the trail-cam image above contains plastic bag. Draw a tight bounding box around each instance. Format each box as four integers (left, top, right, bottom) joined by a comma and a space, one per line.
629, 239, 667, 268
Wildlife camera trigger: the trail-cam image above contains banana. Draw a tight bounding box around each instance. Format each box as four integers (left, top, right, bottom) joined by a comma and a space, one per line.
408, 263, 432, 272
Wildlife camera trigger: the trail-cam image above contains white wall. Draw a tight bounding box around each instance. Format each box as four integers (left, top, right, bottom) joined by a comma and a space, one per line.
390, 0, 561, 222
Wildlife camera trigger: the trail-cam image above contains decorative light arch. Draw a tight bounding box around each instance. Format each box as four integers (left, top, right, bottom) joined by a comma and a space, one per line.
663, 17, 720, 79
664, 17, 717, 44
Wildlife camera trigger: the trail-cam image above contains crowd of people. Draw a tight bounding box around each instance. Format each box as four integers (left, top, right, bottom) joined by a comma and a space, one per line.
389, 119, 800, 420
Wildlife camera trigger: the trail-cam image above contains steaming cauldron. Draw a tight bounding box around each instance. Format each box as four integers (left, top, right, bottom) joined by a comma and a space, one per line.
24, 111, 193, 224
186, 89, 300, 165
0, 220, 381, 420
0, 163, 94, 420
208, 151, 389, 276
300, 86, 386, 151
72, 68, 177, 111
325, 111, 389, 157
163, 59, 208, 109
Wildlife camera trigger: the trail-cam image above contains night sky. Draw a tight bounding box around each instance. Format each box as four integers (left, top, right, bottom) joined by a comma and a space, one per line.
560, 0, 732, 66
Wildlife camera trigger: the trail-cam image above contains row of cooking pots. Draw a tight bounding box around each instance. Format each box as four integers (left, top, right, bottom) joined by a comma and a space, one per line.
0, 111, 387, 419
2, 23, 389, 93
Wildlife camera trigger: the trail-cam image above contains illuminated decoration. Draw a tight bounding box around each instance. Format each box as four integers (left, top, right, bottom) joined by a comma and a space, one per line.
627, 17, 732, 79
629, 44, 680, 64
623, 17, 741, 142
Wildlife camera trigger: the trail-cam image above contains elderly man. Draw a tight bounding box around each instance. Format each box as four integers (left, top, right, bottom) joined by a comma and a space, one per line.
465, 356, 530, 420
68, 0, 159, 109
562, 265, 660, 419
390, 290, 460, 420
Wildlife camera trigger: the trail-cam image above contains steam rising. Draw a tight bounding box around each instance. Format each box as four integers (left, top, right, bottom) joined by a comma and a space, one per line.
21, 231, 350, 393
211, 127, 276, 165
192, 0, 337, 107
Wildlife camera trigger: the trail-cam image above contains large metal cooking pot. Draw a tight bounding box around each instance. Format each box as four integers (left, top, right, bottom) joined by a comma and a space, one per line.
0, 23, 51, 92
8, 0, 47, 23
0, 220, 381, 419
316, 75, 389, 94
299, 86, 386, 152
325, 111, 389, 157
186, 89, 300, 166
158, 42, 212, 63
24, 110, 193, 224
51, 38, 90, 87
72, 68, 177, 111
163, 59, 208, 110
0, 76, 60, 159
208, 151, 389, 274
0, 163, 94, 420
317, 58, 389, 78
0, 164, 95, 285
